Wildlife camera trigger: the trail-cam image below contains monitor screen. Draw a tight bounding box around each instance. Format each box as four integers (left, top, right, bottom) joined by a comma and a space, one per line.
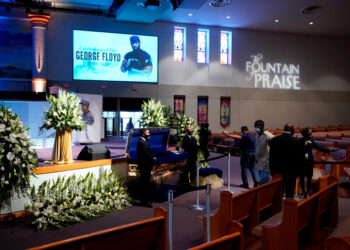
73, 30, 158, 83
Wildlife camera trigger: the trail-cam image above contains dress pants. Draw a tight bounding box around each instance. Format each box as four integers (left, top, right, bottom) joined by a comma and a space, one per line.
139, 167, 152, 203
283, 174, 297, 198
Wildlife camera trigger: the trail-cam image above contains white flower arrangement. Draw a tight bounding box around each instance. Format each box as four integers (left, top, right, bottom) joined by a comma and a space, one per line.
0, 103, 37, 209
40, 89, 85, 132
26, 170, 130, 231
139, 99, 169, 128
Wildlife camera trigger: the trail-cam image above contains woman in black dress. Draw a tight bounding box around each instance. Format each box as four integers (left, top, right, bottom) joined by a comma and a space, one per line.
299, 128, 332, 198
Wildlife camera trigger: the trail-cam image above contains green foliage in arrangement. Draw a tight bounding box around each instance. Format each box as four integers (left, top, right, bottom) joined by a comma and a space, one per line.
139, 99, 168, 128
0, 103, 37, 209
172, 113, 199, 143
40, 89, 86, 132
26, 170, 130, 231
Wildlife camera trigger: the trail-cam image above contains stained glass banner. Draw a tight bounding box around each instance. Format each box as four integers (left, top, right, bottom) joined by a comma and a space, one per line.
220, 97, 230, 127
198, 97, 208, 125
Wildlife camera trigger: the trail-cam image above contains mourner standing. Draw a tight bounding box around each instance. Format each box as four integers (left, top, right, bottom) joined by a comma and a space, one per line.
199, 123, 211, 161
137, 129, 155, 207
224, 126, 258, 189
182, 126, 198, 183
254, 120, 274, 185
299, 128, 333, 198
269, 123, 303, 198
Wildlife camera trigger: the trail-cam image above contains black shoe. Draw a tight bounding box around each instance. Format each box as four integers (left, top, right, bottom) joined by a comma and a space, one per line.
239, 184, 249, 189
140, 201, 153, 208
254, 182, 259, 188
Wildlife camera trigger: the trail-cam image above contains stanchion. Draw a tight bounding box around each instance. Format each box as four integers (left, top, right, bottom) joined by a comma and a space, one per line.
168, 190, 174, 250
205, 183, 211, 242
226, 151, 233, 192
188, 161, 206, 211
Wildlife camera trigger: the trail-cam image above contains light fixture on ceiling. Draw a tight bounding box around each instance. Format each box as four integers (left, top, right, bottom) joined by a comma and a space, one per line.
274, 19, 279, 23
137, 0, 160, 10
301, 5, 322, 15
209, 0, 232, 7
188, 13, 192, 16
226, 16, 230, 19
309, 21, 314, 25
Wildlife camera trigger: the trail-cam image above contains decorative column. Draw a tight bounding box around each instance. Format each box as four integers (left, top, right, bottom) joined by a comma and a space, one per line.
28, 13, 50, 93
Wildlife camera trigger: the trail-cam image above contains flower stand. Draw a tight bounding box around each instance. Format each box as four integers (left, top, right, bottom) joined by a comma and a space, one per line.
52, 130, 74, 164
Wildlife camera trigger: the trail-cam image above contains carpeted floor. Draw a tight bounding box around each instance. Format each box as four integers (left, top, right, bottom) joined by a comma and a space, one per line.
1, 152, 350, 250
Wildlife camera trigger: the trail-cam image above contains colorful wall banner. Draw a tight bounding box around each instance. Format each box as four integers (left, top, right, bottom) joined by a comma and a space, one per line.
198, 96, 208, 125
220, 97, 230, 127
174, 95, 185, 115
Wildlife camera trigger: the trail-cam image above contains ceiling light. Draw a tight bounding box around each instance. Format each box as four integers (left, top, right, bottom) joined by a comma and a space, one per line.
274, 19, 279, 23
188, 13, 192, 16
309, 21, 314, 25
226, 16, 230, 19
209, 0, 232, 7
301, 6, 322, 15
137, 0, 160, 10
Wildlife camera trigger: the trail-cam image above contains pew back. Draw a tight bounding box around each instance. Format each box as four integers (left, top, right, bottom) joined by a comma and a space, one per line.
204, 178, 282, 241
189, 232, 243, 250
262, 177, 338, 250
28, 207, 167, 250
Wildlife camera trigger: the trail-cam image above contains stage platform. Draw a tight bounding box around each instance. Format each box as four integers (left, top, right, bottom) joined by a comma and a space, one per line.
35, 136, 128, 167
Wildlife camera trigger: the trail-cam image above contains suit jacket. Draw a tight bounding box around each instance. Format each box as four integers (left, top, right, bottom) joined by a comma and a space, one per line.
137, 137, 155, 171
182, 134, 198, 161
269, 132, 303, 176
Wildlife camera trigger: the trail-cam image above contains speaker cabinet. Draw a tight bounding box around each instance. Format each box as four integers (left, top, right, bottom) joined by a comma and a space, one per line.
77, 144, 111, 161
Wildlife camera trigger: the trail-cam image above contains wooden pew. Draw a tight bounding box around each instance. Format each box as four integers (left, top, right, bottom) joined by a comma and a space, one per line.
325, 236, 350, 250
262, 176, 338, 250
189, 221, 244, 250
324, 214, 350, 250
27, 207, 167, 250
202, 178, 282, 241
188, 232, 242, 250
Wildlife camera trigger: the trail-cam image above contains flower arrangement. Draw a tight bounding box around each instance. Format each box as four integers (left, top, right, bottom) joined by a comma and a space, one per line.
0, 103, 37, 209
172, 113, 199, 142
139, 99, 168, 128
40, 89, 85, 132
26, 170, 130, 231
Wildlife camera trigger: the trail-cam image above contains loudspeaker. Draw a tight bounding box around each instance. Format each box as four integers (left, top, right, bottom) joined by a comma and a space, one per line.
77, 144, 111, 161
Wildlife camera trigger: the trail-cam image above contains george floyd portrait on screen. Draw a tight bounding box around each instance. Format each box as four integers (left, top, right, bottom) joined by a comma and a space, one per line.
72, 93, 102, 144
73, 31, 158, 83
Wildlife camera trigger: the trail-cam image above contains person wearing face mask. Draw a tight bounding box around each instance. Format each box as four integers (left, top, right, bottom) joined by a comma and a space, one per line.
299, 128, 333, 198
182, 126, 198, 183
224, 126, 258, 188
136, 129, 155, 207
254, 120, 274, 186
269, 123, 304, 198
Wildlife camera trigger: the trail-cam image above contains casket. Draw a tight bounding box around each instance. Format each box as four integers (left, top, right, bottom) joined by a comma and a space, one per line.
126, 128, 188, 175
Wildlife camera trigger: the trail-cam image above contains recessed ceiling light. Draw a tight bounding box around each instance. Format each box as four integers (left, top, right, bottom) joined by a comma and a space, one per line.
188, 13, 192, 16
309, 21, 314, 25
301, 6, 322, 15
226, 16, 230, 19
274, 19, 279, 23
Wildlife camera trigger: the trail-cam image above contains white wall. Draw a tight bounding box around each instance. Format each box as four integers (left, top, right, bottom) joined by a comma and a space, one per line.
45, 13, 350, 91
4, 10, 350, 132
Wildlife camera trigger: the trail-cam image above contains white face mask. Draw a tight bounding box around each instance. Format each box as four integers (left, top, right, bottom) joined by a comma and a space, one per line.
255, 127, 261, 133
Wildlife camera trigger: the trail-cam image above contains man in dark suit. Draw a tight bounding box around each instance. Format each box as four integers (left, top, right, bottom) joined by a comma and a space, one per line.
269, 123, 303, 198
182, 126, 198, 184
137, 129, 155, 207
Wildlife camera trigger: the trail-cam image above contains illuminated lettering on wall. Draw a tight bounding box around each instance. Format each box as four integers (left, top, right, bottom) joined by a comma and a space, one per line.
245, 53, 301, 90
